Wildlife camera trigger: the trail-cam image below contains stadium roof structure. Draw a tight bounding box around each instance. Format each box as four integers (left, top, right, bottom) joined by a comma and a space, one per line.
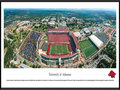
48, 29, 69, 32
89, 35, 103, 49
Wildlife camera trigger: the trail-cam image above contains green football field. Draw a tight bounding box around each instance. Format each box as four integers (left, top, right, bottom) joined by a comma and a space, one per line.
49, 45, 69, 54
79, 40, 98, 58
107, 29, 112, 33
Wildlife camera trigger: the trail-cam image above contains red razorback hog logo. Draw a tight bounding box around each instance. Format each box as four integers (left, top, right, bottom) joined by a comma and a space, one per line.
108, 70, 116, 78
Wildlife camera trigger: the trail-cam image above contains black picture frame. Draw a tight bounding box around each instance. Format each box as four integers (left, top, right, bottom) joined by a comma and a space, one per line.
0, 0, 119, 90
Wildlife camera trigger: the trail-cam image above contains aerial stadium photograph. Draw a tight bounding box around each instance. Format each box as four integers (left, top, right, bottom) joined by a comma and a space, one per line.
4, 7, 116, 68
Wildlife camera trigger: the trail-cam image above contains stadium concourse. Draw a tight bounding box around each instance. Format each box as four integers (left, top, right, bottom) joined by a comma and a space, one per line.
40, 28, 81, 67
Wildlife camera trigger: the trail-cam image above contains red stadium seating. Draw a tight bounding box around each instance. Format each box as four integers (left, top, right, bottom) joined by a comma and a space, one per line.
71, 33, 79, 49
46, 29, 79, 57
48, 34, 69, 43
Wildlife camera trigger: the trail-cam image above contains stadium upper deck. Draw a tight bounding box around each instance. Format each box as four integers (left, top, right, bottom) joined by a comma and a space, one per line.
48, 34, 69, 43
71, 33, 79, 49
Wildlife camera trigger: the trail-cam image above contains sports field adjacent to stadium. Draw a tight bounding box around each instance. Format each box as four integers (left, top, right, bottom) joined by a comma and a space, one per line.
107, 29, 112, 33
79, 40, 98, 58
49, 45, 70, 54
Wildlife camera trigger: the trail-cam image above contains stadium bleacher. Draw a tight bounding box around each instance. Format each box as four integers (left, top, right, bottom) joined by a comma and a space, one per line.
41, 41, 49, 51
48, 34, 69, 43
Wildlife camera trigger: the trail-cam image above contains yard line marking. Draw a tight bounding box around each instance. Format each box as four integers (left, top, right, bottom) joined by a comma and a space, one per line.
82, 44, 93, 51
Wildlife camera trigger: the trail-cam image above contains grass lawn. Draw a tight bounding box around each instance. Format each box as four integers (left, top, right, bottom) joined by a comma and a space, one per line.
79, 40, 98, 58
49, 45, 69, 54
107, 29, 112, 33
4, 48, 7, 54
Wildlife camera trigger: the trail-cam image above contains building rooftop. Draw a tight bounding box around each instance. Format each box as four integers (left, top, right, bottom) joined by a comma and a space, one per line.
73, 32, 82, 37
89, 35, 103, 48
84, 28, 91, 34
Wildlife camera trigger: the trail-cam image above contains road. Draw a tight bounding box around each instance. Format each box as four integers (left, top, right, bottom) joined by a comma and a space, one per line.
85, 55, 112, 68
18, 29, 33, 53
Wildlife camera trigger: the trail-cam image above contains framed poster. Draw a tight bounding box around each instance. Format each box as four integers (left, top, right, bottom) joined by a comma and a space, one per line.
1, 1, 119, 88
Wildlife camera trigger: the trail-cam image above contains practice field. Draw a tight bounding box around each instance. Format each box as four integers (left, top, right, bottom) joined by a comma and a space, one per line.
79, 40, 98, 58
49, 45, 70, 54
104, 28, 114, 35
107, 29, 112, 33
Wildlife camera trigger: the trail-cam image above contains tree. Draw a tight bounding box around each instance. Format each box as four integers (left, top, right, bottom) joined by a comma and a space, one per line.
32, 64, 36, 68
7, 34, 14, 39
79, 64, 84, 68
36, 53, 39, 59
11, 63, 17, 68
14, 56, 17, 61
111, 60, 116, 68
38, 65, 41, 68
4, 46, 14, 68
97, 59, 110, 68
4, 39, 8, 48
94, 54, 99, 60
23, 60, 27, 64
86, 62, 89, 65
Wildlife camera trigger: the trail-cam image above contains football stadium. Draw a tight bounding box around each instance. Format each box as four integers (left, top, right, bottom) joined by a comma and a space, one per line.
19, 28, 108, 66
19, 29, 81, 66
40, 29, 80, 66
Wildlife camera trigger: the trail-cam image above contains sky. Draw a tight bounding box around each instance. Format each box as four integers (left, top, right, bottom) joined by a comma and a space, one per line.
2, 2, 118, 11
4, 8, 116, 12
